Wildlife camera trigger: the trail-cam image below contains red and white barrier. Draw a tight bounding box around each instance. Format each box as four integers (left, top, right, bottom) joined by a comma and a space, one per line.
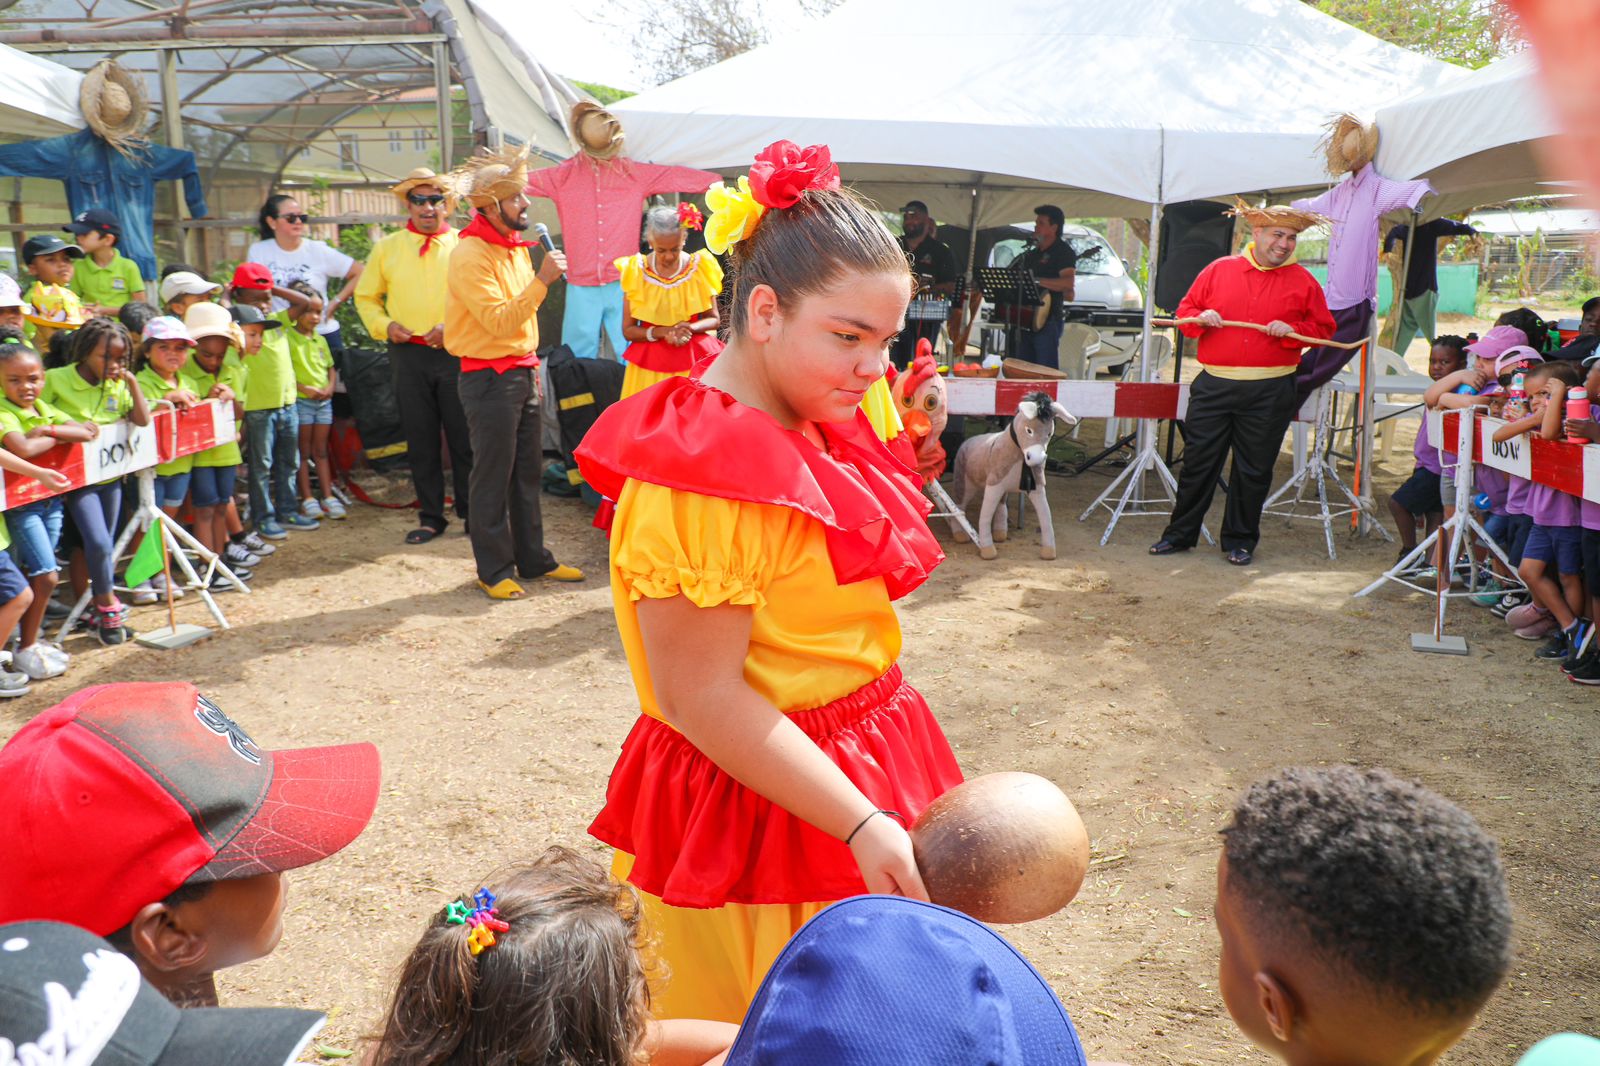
943, 376, 1322, 423
1430, 409, 1599, 503
0, 400, 236, 511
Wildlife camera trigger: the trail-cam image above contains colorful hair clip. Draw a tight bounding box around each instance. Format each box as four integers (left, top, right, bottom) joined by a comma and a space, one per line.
678, 202, 705, 231
703, 140, 840, 254
445, 889, 512, 956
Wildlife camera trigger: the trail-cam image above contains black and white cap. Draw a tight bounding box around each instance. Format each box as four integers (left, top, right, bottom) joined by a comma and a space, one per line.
0, 921, 325, 1066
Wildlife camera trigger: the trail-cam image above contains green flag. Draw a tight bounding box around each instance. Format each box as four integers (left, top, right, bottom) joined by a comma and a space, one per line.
123, 524, 165, 588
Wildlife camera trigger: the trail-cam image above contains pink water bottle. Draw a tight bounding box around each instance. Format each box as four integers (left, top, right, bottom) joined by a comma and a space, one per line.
1567, 386, 1591, 442
1505, 371, 1527, 420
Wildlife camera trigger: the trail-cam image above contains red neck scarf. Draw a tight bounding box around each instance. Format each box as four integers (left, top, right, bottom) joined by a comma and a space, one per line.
406, 219, 451, 257
460, 212, 533, 249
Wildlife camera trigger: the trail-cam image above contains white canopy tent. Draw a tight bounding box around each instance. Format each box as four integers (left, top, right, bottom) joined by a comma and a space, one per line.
1375, 50, 1560, 217
614, 0, 1465, 226
0, 43, 84, 140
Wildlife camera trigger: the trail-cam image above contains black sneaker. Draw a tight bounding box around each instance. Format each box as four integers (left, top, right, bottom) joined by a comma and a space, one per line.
1535, 632, 1570, 660
1569, 654, 1600, 684
1491, 591, 1530, 618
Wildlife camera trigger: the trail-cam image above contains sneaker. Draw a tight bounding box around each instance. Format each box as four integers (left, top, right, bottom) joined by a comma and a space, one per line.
282, 514, 320, 531
0, 669, 29, 698
1490, 590, 1531, 618
208, 570, 250, 592
1535, 632, 1571, 659
1571, 617, 1596, 661
1514, 615, 1560, 640
43, 598, 70, 621
1470, 577, 1505, 608
300, 498, 325, 520
91, 602, 131, 647
224, 543, 262, 568
128, 581, 159, 606
150, 573, 184, 601
13, 644, 64, 680
240, 531, 276, 556
257, 519, 288, 541
1506, 603, 1552, 630
1568, 654, 1600, 684
320, 497, 347, 520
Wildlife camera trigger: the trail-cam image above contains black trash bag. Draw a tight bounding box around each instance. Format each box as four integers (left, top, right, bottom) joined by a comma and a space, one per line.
339, 345, 407, 471
543, 344, 626, 470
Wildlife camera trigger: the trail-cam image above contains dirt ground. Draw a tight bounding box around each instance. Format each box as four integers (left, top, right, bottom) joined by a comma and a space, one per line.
2, 313, 1595, 1064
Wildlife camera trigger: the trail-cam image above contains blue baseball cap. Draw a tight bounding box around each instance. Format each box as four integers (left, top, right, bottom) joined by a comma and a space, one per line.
724, 896, 1087, 1066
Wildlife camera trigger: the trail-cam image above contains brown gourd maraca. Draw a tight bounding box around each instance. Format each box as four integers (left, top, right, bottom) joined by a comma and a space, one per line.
910, 772, 1089, 923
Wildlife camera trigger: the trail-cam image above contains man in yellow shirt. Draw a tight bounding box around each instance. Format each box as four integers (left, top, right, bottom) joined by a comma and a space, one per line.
354, 168, 471, 545
445, 145, 582, 598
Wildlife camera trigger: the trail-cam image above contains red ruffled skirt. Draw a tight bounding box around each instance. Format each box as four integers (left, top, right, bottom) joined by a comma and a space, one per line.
623, 332, 723, 374
589, 664, 962, 909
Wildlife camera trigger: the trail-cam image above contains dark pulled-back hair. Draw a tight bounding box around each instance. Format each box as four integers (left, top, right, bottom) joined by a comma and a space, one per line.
1222, 766, 1511, 1019
64, 317, 134, 371
1528, 359, 1582, 388
118, 301, 159, 336
257, 194, 298, 241
1496, 307, 1551, 352
367, 848, 653, 1066
726, 187, 910, 335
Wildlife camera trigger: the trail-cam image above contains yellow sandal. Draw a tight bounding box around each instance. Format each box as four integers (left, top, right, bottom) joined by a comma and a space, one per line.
477, 578, 527, 600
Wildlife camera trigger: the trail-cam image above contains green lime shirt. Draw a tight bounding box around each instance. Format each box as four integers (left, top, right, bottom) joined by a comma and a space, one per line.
179, 360, 246, 467
244, 311, 297, 412
287, 324, 334, 391
41, 365, 134, 425
0, 396, 72, 437
67, 251, 146, 310
136, 367, 196, 476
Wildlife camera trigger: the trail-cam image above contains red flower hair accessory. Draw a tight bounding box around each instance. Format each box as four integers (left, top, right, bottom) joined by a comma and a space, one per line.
748, 140, 841, 210
677, 202, 705, 231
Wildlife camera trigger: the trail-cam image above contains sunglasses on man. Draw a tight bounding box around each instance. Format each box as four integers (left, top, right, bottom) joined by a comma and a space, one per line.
276, 212, 309, 224
407, 194, 447, 207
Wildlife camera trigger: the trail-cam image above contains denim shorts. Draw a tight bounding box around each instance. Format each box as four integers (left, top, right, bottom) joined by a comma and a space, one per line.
7, 498, 62, 577
0, 549, 28, 602
295, 397, 333, 426
1522, 523, 1583, 574
155, 470, 192, 509
190, 465, 238, 509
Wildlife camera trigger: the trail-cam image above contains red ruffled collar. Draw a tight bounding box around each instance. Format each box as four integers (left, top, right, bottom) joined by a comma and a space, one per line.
576, 378, 943, 599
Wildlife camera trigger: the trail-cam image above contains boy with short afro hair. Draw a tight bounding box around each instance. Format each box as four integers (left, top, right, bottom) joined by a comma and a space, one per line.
1215, 765, 1512, 1066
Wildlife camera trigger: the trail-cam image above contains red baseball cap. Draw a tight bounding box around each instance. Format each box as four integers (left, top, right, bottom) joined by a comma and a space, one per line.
231, 262, 275, 291
0, 683, 381, 935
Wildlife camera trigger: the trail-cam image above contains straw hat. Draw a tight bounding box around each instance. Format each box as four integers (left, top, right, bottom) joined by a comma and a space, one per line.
570, 101, 624, 162
1227, 198, 1324, 234
1321, 113, 1379, 176
449, 145, 531, 209
392, 167, 454, 206
79, 59, 149, 157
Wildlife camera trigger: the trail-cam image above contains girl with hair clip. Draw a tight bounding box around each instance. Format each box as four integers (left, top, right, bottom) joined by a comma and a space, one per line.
576, 141, 962, 1023
616, 203, 724, 400
367, 847, 735, 1066
41, 317, 150, 644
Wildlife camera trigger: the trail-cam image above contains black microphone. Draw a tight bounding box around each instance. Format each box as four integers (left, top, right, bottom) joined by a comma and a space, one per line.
533, 222, 557, 255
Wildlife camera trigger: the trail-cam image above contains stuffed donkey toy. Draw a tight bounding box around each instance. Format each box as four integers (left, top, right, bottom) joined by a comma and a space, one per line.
951, 391, 1077, 560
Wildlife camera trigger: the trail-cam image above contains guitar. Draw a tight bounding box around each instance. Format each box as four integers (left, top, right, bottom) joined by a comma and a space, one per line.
988, 291, 1051, 331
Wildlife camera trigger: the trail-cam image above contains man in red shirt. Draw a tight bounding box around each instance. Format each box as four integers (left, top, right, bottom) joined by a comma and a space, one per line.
1151, 203, 1335, 566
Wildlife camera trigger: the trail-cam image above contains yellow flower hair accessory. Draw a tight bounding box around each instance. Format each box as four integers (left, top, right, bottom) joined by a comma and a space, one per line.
704, 176, 767, 255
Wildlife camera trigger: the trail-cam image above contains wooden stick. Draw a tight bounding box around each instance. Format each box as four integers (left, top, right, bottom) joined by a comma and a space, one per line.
1153, 317, 1367, 351
159, 519, 177, 635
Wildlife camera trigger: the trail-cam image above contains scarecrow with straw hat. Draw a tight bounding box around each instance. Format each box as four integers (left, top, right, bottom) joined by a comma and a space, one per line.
1288, 113, 1434, 399
1148, 198, 1336, 567
444, 145, 584, 599
524, 101, 720, 361
354, 166, 475, 546
0, 59, 208, 283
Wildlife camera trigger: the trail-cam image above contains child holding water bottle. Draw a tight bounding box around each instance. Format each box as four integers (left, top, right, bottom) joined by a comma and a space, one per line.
1559, 351, 1600, 682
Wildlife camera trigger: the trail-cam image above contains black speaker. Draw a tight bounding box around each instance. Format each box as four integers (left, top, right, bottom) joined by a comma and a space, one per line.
1155, 200, 1236, 313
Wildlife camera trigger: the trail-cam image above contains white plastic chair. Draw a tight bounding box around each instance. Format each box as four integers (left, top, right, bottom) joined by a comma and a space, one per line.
1103, 334, 1174, 447
1057, 322, 1101, 378
1329, 345, 1432, 461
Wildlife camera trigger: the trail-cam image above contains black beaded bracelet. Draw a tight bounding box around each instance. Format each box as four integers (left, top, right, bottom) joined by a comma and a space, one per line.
844, 808, 907, 846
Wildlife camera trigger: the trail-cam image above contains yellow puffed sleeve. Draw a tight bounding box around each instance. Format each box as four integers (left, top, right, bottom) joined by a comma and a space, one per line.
611, 480, 772, 611
615, 254, 647, 307
695, 250, 725, 296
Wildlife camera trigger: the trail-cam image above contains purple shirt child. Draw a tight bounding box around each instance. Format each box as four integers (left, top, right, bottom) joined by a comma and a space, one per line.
1413, 422, 1442, 475
1527, 483, 1579, 528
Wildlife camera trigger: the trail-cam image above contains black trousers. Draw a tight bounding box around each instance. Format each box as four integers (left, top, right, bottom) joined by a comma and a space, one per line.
390, 342, 473, 531
1162, 371, 1298, 553
457, 366, 557, 584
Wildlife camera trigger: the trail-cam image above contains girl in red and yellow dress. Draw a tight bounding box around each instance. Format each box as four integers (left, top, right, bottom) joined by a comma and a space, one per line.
575, 142, 963, 1024
615, 203, 724, 400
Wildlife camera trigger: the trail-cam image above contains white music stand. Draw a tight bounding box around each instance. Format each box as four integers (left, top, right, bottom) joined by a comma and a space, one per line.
1262, 386, 1394, 559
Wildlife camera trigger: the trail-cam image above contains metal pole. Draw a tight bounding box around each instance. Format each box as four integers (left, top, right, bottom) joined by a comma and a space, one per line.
432, 40, 454, 170
158, 50, 191, 262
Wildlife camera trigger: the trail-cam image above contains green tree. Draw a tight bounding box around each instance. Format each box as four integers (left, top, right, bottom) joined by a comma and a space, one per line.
571, 80, 635, 105
1307, 0, 1519, 68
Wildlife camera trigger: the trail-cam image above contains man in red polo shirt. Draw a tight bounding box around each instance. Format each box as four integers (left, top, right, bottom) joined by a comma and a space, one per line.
1151, 203, 1335, 566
